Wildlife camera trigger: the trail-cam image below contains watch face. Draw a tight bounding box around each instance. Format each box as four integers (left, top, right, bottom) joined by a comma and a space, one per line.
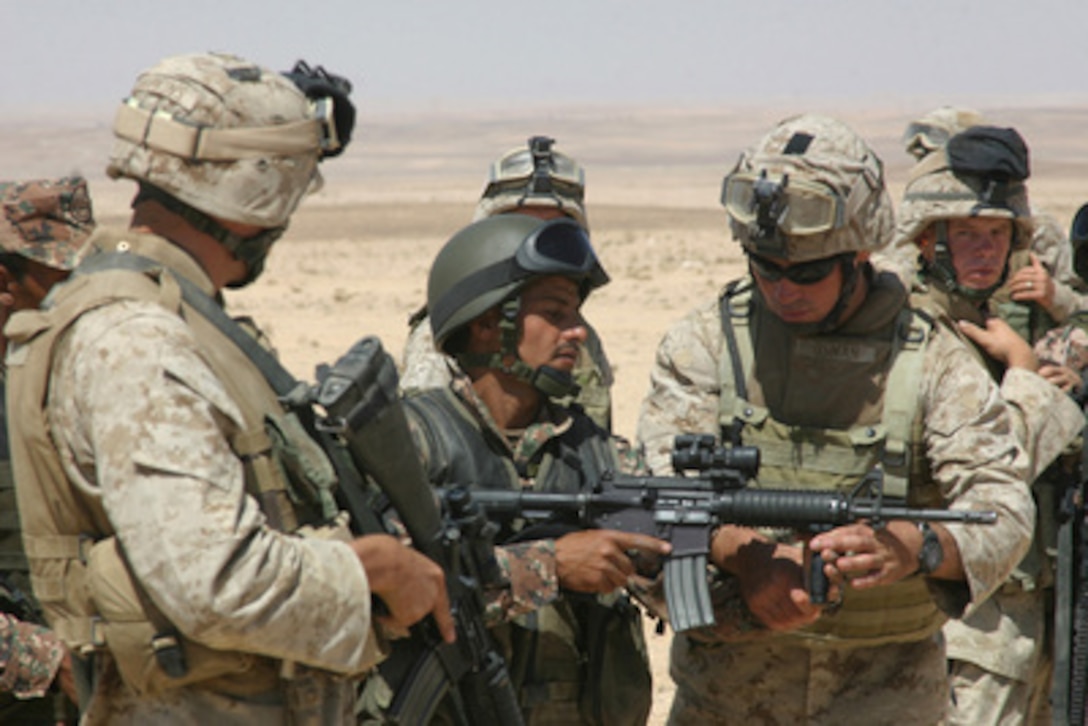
919, 524, 943, 574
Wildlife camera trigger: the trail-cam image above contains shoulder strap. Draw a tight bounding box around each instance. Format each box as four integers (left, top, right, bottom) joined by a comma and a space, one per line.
880, 307, 934, 499
76, 252, 307, 402
718, 280, 754, 446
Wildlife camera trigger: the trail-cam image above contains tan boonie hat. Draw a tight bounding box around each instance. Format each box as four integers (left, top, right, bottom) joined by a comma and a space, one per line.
0, 176, 95, 270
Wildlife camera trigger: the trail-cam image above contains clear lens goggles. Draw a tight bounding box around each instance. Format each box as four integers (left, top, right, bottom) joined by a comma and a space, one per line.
515, 219, 608, 288
483, 139, 586, 203
722, 171, 845, 236
901, 122, 951, 153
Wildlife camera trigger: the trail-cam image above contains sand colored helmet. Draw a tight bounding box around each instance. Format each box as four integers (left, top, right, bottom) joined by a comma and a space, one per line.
721, 114, 893, 263
0, 176, 95, 270
473, 136, 589, 229
899, 126, 1032, 298
898, 126, 1033, 251
429, 214, 607, 350
106, 52, 354, 285
901, 106, 985, 160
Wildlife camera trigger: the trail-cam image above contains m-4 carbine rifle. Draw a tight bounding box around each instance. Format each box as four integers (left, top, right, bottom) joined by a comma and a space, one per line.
455, 434, 997, 632
313, 336, 524, 726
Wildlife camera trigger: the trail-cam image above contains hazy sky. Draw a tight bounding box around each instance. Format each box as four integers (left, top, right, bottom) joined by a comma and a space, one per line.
4, 0, 1086, 112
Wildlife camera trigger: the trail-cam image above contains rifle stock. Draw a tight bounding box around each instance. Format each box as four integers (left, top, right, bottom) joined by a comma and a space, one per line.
314, 336, 523, 726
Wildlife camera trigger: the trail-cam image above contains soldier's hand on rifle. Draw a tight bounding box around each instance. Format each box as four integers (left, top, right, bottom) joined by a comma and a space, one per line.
711, 526, 822, 631
810, 520, 957, 588
350, 534, 456, 643
555, 529, 671, 593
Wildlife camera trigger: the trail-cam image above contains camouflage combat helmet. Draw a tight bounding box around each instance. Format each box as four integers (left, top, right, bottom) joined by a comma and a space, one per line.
0, 176, 95, 270
899, 126, 1032, 299
107, 52, 354, 286
428, 213, 607, 397
901, 106, 985, 160
721, 114, 894, 264
473, 136, 589, 229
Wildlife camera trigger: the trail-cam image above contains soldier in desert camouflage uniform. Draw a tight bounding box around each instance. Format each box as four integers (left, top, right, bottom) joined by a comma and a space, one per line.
390, 214, 668, 725
899, 124, 1085, 725
637, 114, 1035, 725
0, 176, 94, 724
4, 52, 454, 725
880, 106, 1088, 335
400, 136, 615, 430
1033, 203, 1088, 389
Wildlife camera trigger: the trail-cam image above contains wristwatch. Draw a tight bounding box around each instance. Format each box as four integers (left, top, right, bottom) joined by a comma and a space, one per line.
917, 522, 943, 575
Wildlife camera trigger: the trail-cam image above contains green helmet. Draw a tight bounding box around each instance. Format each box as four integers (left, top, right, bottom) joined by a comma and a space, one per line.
721, 114, 893, 263
428, 214, 608, 396
899, 126, 1032, 299
901, 106, 985, 160
473, 136, 589, 229
107, 52, 354, 286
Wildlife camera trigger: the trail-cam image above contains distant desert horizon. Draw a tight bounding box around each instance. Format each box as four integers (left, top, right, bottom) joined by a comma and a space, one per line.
5, 101, 1086, 724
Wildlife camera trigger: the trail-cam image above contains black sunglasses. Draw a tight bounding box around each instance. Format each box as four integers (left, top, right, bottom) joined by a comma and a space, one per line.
748, 253, 852, 285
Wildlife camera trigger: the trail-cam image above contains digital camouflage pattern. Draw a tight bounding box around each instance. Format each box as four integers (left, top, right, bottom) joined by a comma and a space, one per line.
0, 613, 65, 698
107, 53, 322, 228
724, 114, 895, 262
668, 634, 948, 725
1034, 315, 1088, 374
0, 176, 94, 270
21, 229, 377, 725
637, 268, 1035, 724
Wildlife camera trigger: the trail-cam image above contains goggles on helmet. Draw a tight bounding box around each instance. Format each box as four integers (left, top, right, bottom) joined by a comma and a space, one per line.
722, 170, 845, 236
431, 219, 607, 331
901, 122, 951, 155
481, 136, 586, 203
749, 252, 850, 285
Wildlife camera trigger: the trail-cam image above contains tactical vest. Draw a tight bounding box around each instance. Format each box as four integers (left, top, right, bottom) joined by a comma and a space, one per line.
5, 229, 341, 696
403, 388, 652, 726
717, 279, 947, 647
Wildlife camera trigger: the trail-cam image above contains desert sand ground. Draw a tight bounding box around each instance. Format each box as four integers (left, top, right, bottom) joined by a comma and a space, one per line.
4, 101, 1088, 723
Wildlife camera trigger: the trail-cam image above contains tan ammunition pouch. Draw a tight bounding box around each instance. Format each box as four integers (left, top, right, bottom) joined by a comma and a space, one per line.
86, 536, 279, 697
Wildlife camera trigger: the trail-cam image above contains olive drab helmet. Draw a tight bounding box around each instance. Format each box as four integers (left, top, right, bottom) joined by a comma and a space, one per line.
473, 136, 589, 229
106, 52, 355, 286
898, 125, 1032, 299
428, 214, 608, 397
901, 106, 985, 161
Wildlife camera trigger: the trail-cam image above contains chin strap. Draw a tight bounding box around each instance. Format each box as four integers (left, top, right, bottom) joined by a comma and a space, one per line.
925, 220, 1010, 301
134, 184, 285, 288
455, 298, 580, 399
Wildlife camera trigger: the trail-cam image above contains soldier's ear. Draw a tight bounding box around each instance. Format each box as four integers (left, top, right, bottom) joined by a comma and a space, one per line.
467, 308, 502, 348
